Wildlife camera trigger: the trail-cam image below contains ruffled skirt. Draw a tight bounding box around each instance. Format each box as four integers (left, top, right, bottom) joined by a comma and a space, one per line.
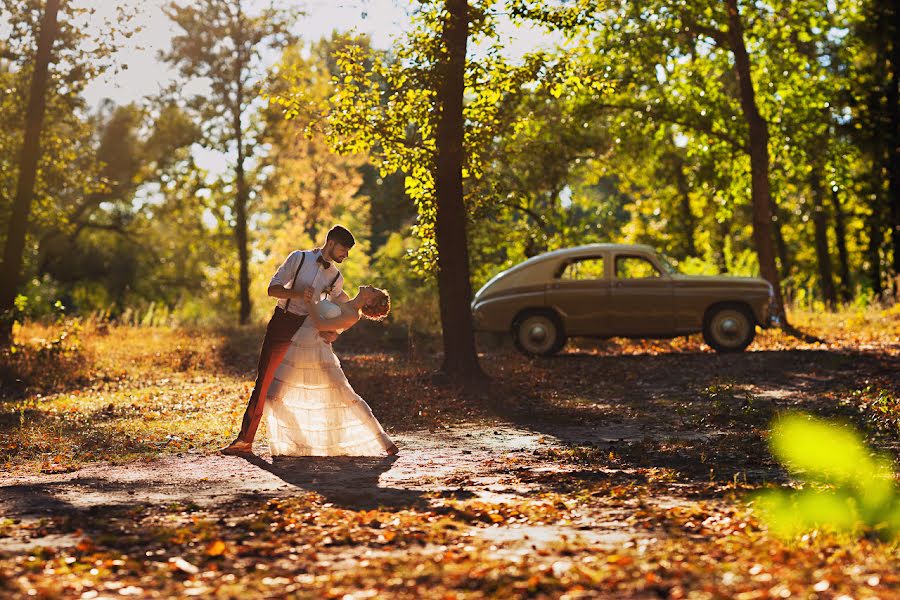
264, 323, 394, 456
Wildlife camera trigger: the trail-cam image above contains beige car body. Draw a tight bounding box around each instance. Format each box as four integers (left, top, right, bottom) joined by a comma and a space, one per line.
472, 244, 778, 351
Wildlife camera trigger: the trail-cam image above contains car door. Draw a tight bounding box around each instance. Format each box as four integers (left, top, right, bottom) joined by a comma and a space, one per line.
544, 255, 610, 336
608, 254, 675, 335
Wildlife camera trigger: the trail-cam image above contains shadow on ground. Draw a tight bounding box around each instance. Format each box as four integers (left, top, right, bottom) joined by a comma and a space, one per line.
344, 347, 899, 492
238, 454, 439, 510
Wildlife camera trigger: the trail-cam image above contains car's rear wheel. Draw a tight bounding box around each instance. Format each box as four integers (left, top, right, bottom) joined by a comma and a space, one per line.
703, 304, 756, 353
513, 311, 566, 356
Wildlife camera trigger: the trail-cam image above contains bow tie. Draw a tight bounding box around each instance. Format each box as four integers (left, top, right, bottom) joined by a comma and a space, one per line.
316, 255, 331, 270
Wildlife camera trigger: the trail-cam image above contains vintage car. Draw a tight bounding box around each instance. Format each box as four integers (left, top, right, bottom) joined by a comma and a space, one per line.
471, 244, 779, 355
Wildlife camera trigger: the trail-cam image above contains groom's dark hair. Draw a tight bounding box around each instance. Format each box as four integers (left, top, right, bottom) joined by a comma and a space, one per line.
326, 225, 355, 248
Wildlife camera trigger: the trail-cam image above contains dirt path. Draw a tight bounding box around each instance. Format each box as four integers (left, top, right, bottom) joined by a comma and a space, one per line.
0, 422, 703, 555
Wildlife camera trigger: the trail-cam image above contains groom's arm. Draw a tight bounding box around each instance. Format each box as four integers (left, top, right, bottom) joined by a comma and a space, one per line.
268, 284, 311, 300
268, 251, 312, 301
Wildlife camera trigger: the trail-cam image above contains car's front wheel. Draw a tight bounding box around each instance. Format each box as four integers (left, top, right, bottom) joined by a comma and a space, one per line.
513, 311, 566, 356
703, 304, 756, 353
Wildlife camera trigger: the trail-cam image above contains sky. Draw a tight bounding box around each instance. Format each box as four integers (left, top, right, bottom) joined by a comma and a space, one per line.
82, 0, 412, 107
72, 0, 566, 193
81, 0, 564, 108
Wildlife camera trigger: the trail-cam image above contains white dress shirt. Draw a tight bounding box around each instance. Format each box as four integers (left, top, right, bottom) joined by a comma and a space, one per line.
269, 249, 344, 317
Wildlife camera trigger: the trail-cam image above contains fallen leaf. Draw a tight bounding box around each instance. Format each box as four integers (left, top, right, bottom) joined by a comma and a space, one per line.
205, 540, 226, 556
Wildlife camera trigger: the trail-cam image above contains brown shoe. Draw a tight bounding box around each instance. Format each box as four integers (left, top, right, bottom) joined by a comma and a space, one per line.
220, 440, 253, 456
385, 443, 399, 456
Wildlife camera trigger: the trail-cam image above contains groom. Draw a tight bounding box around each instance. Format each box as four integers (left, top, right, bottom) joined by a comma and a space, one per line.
221, 225, 354, 455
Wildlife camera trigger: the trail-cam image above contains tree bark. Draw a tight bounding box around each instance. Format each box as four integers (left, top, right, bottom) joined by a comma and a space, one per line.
770, 198, 791, 279
235, 111, 251, 325
867, 89, 885, 298
809, 164, 837, 308
672, 152, 698, 257
887, 9, 900, 297
724, 0, 786, 322
868, 191, 884, 297
714, 218, 729, 274
831, 187, 853, 303
433, 0, 485, 382
0, 0, 60, 346
233, 6, 251, 325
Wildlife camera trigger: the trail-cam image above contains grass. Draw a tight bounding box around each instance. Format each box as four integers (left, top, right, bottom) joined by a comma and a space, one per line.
1, 322, 252, 473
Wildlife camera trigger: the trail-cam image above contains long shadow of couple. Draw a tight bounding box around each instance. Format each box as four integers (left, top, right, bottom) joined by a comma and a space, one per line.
237, 454, 445, 511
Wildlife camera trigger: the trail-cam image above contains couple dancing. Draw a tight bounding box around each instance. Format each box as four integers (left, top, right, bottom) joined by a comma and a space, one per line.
221, 225, 399, 457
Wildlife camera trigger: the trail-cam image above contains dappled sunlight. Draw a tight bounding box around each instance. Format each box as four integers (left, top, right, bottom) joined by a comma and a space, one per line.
2, 0, 899, 595
2, 318, 899, 596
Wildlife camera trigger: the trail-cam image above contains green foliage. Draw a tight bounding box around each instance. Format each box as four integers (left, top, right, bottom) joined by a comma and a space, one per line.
0, 0, 138, 278
507, 0, 894, 302
253, 37, 375, 321
754, 412, 900, 540
373, 231, 441, 334
300, 1, 612, 278
2, 0, 896, 323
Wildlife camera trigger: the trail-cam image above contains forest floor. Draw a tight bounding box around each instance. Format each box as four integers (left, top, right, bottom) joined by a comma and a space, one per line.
1, 308, 899, 598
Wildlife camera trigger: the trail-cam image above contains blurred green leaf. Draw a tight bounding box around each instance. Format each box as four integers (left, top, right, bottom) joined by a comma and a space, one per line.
755, 412, 898, 540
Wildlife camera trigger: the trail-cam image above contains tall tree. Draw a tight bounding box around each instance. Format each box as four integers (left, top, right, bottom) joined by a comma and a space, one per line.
309, 1, 607, 380
0, 0, 59, 345
674, 0, 786, 318
432, 0, 483, 379
161, 0, 296, 324
853, 0, 899, 296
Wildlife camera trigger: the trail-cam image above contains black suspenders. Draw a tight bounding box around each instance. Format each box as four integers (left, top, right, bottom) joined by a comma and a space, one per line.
282, 252, 341, 310
282, 252, 306, 313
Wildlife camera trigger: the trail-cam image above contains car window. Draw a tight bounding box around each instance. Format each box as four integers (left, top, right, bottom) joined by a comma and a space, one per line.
657, 252, 680, 275
559, 257, 605, 281
615, 256, 661, 279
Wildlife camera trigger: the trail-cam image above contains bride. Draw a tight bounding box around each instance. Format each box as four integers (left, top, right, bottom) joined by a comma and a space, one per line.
263, 285, 399, 457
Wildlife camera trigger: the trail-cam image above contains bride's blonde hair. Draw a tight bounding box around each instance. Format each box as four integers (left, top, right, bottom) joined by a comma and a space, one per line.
361, 287, 390, 321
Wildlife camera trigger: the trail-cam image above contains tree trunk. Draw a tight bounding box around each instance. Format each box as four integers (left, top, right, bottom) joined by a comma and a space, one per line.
713, 218, 729, 274
867, 87, 885, 298
770, 198, 791, 279
831, 186, 853, 303
0, 0, 60, 346
673, 152, 698, 257
809, 164, 837, 308
887, 10, 900, 297
233, 9, 251, 325
433, 0, 485, 382
868, 192, 884, 298
724, 0, 786, 322
235, 122, 251, 325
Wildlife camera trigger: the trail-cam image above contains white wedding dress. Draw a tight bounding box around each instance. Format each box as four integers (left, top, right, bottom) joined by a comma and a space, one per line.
264, 301, 395, 456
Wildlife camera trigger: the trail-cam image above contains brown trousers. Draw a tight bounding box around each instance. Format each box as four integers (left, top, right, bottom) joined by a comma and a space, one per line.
237, 307, 307, 443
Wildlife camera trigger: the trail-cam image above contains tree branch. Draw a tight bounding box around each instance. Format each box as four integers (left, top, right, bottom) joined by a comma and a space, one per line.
588, 101, 748, 152
498, 198, 549, 230
680, 15, 729, 47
